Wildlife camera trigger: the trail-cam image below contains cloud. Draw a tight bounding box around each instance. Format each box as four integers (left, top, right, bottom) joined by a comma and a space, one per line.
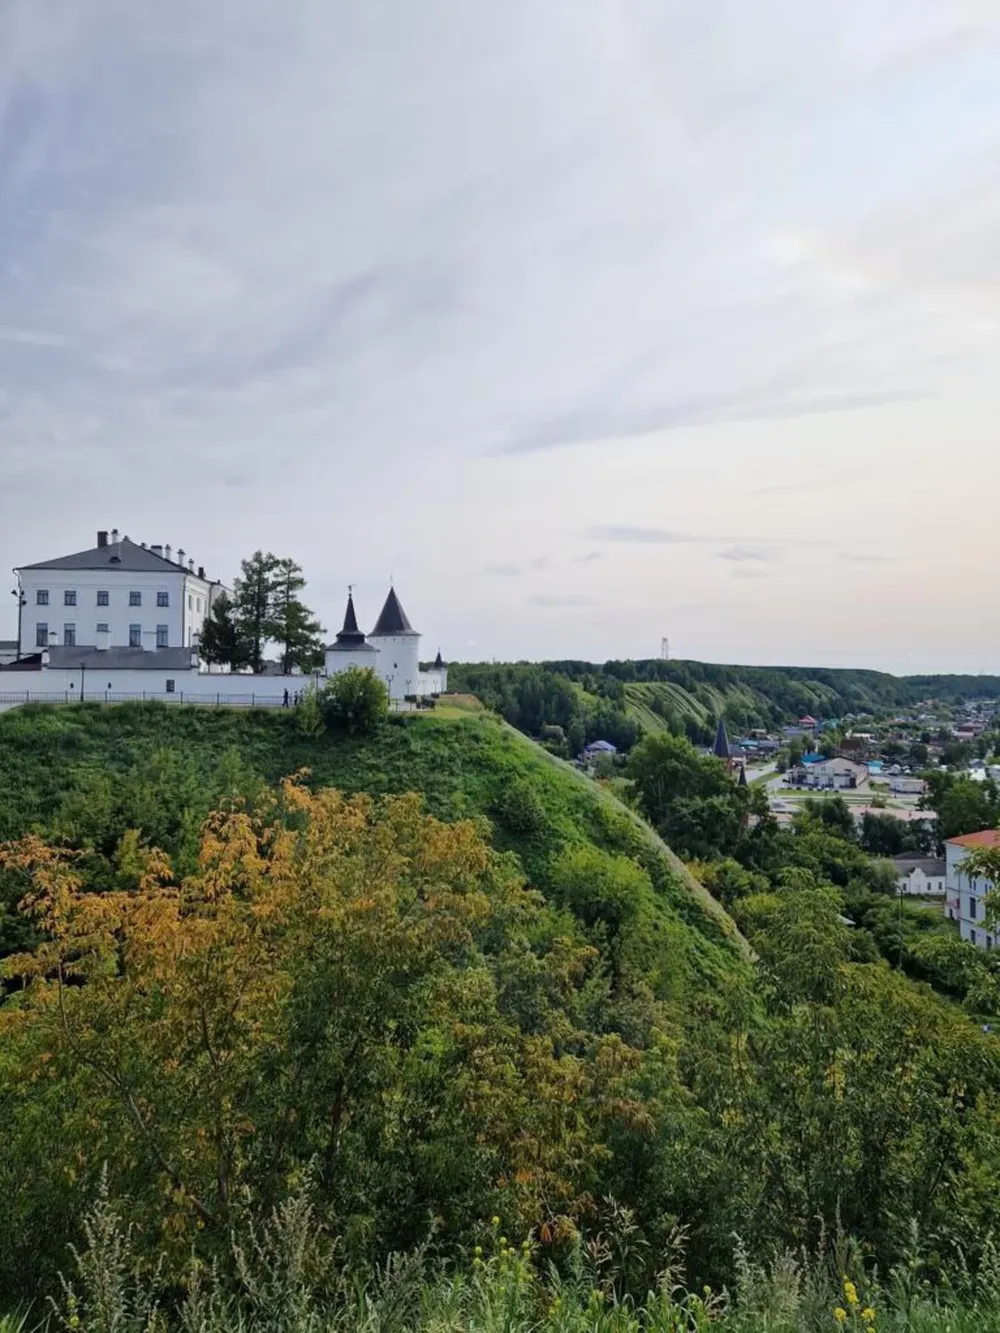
0, 326, 67, 348
573, 551, 604, 564
1, 0, 999, 668
529, 593, 597, 608
585, 525, 701, 545
500, 386, 916, 455
839, 551, 896, 564
718, 545, 782, 564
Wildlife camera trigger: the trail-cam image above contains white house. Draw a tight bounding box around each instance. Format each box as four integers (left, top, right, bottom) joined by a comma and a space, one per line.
788, 757, 869, 790
892, 856, 946, 897
946, 830, 1000, 949
13, 530, 226, 655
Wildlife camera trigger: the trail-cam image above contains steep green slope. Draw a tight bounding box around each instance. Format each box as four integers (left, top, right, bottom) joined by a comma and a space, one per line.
452, 657, 1000, 750
0, 701, 745, 987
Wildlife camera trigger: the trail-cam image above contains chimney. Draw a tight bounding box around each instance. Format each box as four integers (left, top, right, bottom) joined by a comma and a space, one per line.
140, 542, 147, 549
198, 565, 205, 579
97, 530, 108, 548
165, 544, 172, 563
188, 558, 195, 572
111, 528, 119, 545
151, 544, 163, 557
177, 548, 185, 567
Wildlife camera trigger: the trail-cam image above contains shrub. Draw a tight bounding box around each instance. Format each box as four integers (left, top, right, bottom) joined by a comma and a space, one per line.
321, 668, 388, 736
491, 777, 547, 837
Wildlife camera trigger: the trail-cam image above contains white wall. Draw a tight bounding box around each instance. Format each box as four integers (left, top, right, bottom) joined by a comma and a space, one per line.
0, 666, 322, 703
896, 868, 946, 897
18, 566, 223, 655
947, 843, 998, 949
369, 634, 421, 700
324, 646, 379, 677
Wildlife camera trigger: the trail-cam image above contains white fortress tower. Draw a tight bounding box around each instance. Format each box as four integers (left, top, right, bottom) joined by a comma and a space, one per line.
323, 586, 446, 701
324, 590, 377, 675
368, 587, 421, 700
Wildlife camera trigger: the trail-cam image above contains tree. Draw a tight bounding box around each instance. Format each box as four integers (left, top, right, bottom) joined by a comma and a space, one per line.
0, 782, 630, 1279
321, 667, 388, 735
626, 732, 748, 860
267, 558, 324, 674
197, 591, 250, 670
232, 551, 280, 674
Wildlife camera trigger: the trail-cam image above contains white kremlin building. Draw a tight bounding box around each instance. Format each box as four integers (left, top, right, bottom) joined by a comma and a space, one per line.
1, 530, 447, 704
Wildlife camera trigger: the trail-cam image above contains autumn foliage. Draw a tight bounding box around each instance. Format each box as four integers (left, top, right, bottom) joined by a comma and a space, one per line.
0, 778, 654, 1276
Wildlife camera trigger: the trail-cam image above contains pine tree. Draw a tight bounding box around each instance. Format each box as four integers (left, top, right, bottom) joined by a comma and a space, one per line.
267, 557, 324, 674
232, 551, 280, 674
198, 591, 251, 670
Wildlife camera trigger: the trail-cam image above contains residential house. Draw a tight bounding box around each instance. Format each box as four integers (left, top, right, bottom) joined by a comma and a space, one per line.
788, 757, 869, 791
946, 830, 1000, 949
892, 856, 946, 897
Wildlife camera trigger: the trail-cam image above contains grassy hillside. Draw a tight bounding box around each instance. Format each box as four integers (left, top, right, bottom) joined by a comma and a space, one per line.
0, 700, 745, 983
451, 657, 1000, 749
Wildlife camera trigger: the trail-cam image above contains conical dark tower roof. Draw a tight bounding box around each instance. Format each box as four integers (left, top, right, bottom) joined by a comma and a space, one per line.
433, 648, 446, 669
713, 718, 731, 761
737, 763, 747, 787
328, 591, 375, 652
371, 587, 418, 636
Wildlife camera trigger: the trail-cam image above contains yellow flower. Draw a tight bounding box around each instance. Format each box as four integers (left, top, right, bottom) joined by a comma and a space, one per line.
844, 1279, 859, 1307
834, 1309, 847, 1324
862, 1309, 876, 1324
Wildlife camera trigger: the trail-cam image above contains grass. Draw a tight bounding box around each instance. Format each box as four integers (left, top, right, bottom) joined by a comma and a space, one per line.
0, 701, 745, 985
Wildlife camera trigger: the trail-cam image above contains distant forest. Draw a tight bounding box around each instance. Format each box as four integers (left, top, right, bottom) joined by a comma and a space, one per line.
448, 658, 1000, 751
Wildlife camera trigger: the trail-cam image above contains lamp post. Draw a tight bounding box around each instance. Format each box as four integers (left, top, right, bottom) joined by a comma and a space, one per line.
80, 660, 86, 703
10, 578, 25, 659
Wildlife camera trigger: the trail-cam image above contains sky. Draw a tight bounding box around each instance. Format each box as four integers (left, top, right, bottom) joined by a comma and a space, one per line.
2, 1, 1000, 674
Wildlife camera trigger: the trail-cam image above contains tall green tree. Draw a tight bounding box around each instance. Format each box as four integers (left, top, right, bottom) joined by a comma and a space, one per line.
267, 557, 324, 674
197, 591, 250, 670
232, 550, 280, 674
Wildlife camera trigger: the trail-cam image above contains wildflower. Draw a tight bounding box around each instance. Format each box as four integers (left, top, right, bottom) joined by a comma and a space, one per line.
862, 1309, 876, 1324
834, 1308, 848, 1323
844, 1278, 859, 1308
491, 1216, 500, 1228
474, 1246, 482, 1257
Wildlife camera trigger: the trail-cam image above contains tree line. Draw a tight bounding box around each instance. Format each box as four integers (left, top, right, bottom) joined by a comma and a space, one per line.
200, 550, 325, 674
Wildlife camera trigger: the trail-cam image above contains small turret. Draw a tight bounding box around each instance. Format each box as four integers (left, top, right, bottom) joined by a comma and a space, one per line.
713, 718, 731, 761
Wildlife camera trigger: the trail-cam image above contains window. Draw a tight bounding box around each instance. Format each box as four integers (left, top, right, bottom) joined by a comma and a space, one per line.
35, 622, 48, 647
129, 623, 142, 647
188, 594, 193, 611
156, 625, 169, 648
157, 591, 169, 607
63, 624, 76, 647
129, 590, 142, 607
36, 589, 49, 606
64, 589, 77, 606
165, 679, 176, 694
96, 623, 109, 635
97, 590, 109, 606
970, 896, 978, 920
971, 929, 978, 946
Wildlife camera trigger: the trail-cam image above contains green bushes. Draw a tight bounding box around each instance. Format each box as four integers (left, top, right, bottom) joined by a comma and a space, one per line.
320, 667, 388, 735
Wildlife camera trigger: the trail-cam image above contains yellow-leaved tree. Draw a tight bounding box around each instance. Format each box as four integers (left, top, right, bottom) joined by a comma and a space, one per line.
0, 777, 657, 1279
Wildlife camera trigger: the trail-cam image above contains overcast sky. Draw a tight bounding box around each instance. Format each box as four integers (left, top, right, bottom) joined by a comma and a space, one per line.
2, 2, 1000, 673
